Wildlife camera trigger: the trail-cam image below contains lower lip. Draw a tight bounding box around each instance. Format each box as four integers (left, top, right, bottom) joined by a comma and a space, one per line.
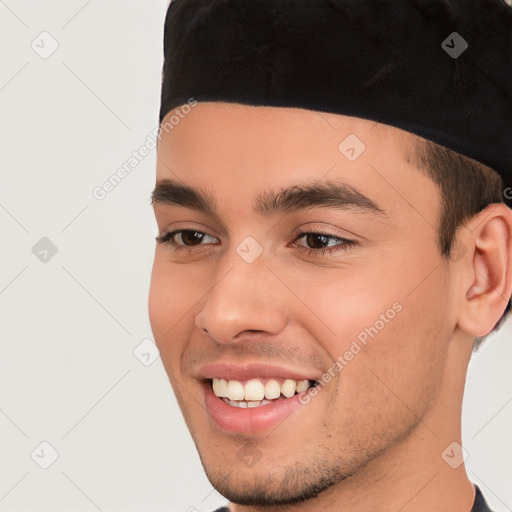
202, 381, 308, 434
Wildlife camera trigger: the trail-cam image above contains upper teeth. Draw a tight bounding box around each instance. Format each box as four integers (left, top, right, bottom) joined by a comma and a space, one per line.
212, 377, 311, 401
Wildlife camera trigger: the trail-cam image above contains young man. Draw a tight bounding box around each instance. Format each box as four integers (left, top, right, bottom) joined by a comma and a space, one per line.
149, 1, 512, 511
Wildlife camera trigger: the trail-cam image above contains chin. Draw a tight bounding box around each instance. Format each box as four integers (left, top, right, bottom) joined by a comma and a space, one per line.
196, 445, 353, 507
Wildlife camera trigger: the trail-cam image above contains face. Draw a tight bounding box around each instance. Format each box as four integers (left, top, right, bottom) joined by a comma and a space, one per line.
149, 103, 457, 506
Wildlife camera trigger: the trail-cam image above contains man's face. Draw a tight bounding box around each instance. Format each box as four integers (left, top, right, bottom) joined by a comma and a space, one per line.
149, 103, 457, 505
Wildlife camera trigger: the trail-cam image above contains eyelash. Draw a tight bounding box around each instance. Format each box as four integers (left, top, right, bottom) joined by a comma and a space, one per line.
155, 227, 356, 257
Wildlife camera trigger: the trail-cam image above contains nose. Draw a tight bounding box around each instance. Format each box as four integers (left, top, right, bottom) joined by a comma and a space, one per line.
194, 244, 289, 344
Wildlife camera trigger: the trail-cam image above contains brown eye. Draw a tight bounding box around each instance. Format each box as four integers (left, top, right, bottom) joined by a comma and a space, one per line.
292, 230, 356, 257
177, 230, 207, 246
156, 229, 218, 250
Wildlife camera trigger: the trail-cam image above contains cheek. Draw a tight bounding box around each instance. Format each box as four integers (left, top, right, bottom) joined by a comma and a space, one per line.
296, 251, 452, 420
332, 269, 452, 429
283, 263, 400, 359
148, 259, 203, 424
148, 254, 198, 368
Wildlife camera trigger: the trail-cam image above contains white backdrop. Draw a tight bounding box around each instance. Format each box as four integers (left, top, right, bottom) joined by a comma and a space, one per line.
0, 1, 510, 511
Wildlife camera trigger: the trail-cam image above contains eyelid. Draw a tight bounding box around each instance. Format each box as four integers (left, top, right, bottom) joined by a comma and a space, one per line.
158, 222, 219, 239
156, 224, 358, 258
156, 223, 346, 245
291, 227, 356, 254
154, 210, 229, 237
156, 227, 219, 246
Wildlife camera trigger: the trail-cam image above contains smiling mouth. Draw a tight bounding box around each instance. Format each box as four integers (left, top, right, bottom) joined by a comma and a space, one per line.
209, 377, 319, 408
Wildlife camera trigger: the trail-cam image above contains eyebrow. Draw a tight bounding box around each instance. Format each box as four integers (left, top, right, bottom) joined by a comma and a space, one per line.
151, 178, 386, 218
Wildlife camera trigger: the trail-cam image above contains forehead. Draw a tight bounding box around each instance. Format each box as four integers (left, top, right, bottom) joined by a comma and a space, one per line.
157, 102, 411, 173
159, 101, 412, 144
155, 102, 436, 223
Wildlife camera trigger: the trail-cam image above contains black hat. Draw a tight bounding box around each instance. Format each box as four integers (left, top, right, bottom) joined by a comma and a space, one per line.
159, 0, 512, 204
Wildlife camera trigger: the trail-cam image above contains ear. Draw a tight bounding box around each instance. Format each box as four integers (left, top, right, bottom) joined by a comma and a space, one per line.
456, 203, 512, 337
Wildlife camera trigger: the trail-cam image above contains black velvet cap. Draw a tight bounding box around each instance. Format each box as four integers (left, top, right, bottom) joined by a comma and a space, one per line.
159, 0, 512, 204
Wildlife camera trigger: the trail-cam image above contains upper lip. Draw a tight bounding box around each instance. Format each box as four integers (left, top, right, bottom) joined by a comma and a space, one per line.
195, 361, 322, 382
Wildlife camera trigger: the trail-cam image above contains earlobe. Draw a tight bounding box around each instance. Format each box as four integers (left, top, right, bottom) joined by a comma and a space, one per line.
457, 204, 512, 337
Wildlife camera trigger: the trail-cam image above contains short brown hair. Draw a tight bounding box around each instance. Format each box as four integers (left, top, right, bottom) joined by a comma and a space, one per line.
412, 138, 510, 348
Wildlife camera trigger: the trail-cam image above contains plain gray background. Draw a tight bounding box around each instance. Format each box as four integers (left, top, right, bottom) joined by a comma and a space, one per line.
0, 1, 511, 511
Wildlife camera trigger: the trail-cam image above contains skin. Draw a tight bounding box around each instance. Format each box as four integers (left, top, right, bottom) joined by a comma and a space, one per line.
148, 102, 512, 512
